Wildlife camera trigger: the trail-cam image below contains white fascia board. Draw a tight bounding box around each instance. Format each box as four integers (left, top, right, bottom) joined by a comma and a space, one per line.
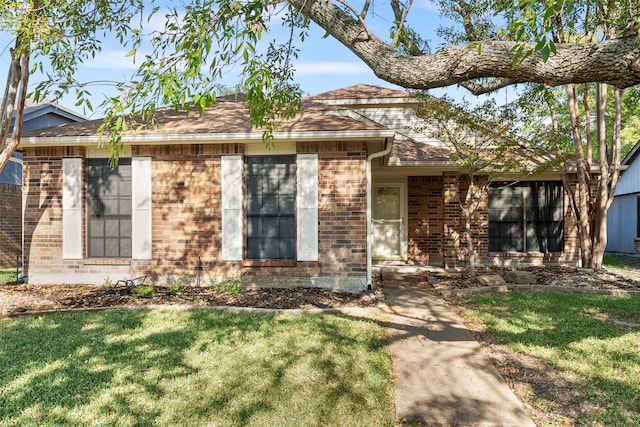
387, 159, 457, 167
21, 129, 396, 147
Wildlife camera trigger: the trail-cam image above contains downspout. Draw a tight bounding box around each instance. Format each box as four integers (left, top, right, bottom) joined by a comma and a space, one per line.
366, 137, 393, 288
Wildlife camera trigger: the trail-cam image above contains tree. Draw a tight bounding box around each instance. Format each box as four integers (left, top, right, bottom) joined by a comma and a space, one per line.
94, 0, 640, 154
4, 1, 640, 164
498, 1, 632, 270
519, 81, 624, 270
414, 95, 527, 276
0, 0, 147, 171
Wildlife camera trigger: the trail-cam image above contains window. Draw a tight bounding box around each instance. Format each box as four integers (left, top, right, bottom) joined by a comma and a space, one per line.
86, 158, 132, 257
245, 155, 296, 260
489, 181, 563, 252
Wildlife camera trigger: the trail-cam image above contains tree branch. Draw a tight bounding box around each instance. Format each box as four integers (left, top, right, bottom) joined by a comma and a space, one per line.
390, 0, 414, 48
288, 0, 640, 90
452, 0, 479, 42
457, 77, 522, 95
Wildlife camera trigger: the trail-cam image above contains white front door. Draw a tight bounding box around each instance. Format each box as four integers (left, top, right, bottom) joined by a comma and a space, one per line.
372, 184, 404, 260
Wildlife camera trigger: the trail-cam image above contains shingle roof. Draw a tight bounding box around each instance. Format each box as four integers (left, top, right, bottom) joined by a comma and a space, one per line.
306, 84, 413, 101
23, 97, 385, 138
389, 139, 454, 164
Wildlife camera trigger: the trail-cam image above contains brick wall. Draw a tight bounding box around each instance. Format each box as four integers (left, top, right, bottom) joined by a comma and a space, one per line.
132, 144, 242, 280
301, 141, 367, 278
0, 183, 22, 269
407, 176, 443, 264
23, 147, 86, 279
23, 142, 368, 288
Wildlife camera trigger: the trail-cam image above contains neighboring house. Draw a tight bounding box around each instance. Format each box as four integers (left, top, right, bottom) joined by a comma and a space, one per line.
0, 101, 86, 268
606, 140, 640, 254
20, 85, 582, 290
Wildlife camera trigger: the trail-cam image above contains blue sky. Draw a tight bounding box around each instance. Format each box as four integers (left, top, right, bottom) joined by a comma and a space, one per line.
0, 1, 463, 119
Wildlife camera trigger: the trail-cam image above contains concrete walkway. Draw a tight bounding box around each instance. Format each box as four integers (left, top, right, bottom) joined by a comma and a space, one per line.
379, 267, 536, 427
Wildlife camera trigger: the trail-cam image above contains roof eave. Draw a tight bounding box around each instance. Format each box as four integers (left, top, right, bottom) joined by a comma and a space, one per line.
387, 159, 457, 168
20, 129, 396, 147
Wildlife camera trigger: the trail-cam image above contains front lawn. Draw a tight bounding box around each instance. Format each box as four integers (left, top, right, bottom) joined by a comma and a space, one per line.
0, 309, 393, 426
461, 292, 640, 426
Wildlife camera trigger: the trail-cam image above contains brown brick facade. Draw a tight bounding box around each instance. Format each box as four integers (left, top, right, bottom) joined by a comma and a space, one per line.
23, 142, 368, 288
0, 183, 22, 269
407, 176, 443, 264
406, 173, 581, 269
23, 147, 85, 279
312, 142, 367, 278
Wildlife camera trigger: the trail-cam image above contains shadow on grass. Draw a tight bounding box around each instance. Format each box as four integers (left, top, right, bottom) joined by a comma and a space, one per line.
0, 309, 393, 426
466, 292, 640, 425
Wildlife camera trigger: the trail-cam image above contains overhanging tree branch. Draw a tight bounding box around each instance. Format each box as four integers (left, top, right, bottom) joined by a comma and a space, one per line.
289, 0, 640, 90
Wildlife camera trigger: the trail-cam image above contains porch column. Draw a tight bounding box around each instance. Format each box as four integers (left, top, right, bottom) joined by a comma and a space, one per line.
442, 172, 461, 269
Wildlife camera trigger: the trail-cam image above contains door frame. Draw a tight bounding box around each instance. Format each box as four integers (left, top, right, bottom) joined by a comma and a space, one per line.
372, 183, 407, 261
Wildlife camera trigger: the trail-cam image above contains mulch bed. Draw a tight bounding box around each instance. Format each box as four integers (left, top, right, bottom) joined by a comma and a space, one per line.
0, 284, 379, 317
428, 265, 640, 291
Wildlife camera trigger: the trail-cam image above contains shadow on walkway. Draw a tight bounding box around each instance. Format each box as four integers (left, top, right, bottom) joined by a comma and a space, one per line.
379, 267, 536, 426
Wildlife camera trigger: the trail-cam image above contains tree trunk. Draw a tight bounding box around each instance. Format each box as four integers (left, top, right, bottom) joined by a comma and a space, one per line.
0, 35, 30, 172
565, 83, 592, 267
589, 85, 623, 270
462, 173, 476, 277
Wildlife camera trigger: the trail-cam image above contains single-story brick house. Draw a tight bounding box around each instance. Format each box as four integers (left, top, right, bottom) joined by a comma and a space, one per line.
20, 85, 581, 290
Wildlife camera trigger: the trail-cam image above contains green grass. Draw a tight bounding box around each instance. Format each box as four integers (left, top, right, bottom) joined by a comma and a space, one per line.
602, 254, 637, 270
463, 292, 640, 426
0, 268, 21, 284
0, 309, 393, 426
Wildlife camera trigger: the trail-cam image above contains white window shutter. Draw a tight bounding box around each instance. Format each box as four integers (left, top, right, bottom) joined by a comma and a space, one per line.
132, 157, 152, 260
62, 158, 82, 259
297, 154, 318, 261
221, 155, 243, 261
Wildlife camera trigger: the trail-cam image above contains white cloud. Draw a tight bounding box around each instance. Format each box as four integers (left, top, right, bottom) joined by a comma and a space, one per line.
414, 1, 440, 12
293, 61, 370, 75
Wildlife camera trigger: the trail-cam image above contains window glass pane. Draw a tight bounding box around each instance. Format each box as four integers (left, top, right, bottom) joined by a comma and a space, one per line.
489, 181, 563, 253
120, 238, 132, 258
90, 219, 104, 237
279, 238, 295, 259
89, 238, 104, 257
120, 219, 132, 238
245, 155, 296, 260
280, 217, 295, 238
119, 199, 132, 216
105, 239, 119, 257
86, 158, 132, 257
374, 187, 401, 220
279, 195, 295, 215
105, 219, 119, 237
263, 217, 279, 238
